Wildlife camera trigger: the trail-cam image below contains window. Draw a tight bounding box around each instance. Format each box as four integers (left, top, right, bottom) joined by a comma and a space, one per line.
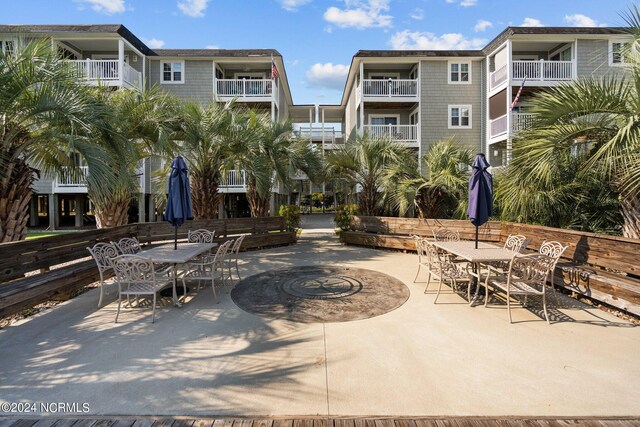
609, 40, 630, 66
161, 60, 184, 83
448, 61, 471, 84
448, 105, 472, 129
369, 115, 398, 125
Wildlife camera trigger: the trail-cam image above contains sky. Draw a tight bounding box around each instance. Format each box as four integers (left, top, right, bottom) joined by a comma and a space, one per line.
2, 0, 635, 105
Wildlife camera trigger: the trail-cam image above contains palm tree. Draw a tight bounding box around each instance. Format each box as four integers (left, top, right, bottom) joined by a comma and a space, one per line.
89, 86, 181, 228
388, 138, 473, 218
326, 134, 416, 216
0, 39, 116, 242
498, 8, 640, 238
229, 111, 323, 217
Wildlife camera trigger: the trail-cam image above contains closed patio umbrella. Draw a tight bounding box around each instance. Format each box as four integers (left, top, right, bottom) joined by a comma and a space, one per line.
165, 156, 193, 250
467, 153, 493, 249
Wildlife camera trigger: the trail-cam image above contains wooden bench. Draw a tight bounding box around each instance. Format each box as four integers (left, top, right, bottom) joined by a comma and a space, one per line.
0, 217, 295, 319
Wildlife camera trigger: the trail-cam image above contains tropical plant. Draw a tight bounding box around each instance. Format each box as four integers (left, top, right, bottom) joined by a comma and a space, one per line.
278, 204, 301, 231
229, 112, 323, 217
90, 86, 181, 228
388, 138, 473, 219
325, 134, 417, 216
498, 7, 640, 238
334, 204, 358, 230
0, 38, 116, 241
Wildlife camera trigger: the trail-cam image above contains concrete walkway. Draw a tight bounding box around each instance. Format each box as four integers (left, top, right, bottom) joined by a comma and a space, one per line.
0, 214, 639, 417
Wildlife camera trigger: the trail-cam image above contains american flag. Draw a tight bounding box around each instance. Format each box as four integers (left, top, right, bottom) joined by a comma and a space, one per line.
510, 76, 527, 110
271, 60, 280, 79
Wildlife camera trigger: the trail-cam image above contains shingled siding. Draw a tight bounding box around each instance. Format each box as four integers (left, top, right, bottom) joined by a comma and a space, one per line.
420, 60, 484, 158
149, 59, 213, 104
577, 39, 628, 80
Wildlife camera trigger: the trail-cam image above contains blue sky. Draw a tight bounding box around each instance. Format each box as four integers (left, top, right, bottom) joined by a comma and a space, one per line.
2, 0, 634, 104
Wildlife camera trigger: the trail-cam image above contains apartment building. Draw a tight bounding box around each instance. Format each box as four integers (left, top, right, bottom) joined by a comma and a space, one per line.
0, 24, 293, 227
320, 26, 631, 171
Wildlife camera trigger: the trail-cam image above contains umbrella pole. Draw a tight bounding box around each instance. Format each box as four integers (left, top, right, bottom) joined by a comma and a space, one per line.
475, 225, 479, 249
174, 225, 178, 250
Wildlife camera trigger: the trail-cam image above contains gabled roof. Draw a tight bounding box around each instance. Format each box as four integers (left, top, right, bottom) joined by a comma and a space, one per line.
149, 49, 281, 58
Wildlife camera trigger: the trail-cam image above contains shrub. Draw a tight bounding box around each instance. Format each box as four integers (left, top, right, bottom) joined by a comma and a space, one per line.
278, 204, 301, 231
334, 204, 358, 230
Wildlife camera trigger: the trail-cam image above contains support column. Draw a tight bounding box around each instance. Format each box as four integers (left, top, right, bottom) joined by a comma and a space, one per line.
118, 39, 125, 86
29, 196, 38, 227
48, 194, 58, 230
218, 198, 224, 219
138, 193, 146, 223
74, 195, 84, 228
148, 195, 156, 222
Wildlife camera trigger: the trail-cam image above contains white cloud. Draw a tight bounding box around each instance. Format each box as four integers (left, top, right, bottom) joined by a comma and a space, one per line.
389, 30, 486, 50
474, 19, 492, 32
410, 8, 424, 20
564, 14, 605, 27
143, 38, 165, 49
323, 0, 393, 30
521, 17, 545, 27
446, 0, 477, 7
279, 0, 312, 11
289, 59, 301, 66
177, 0, 209, 17
306, 63, 349, 90
77, 0, 125, 14
206, 44, 220, 49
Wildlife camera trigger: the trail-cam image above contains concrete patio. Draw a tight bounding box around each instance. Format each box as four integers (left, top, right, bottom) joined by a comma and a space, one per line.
0, 214, 638, 417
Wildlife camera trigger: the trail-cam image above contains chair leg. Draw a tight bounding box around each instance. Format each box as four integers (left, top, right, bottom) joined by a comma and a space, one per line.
424, 270, 431, 293
235, 259, 241, 280
98, 281, 104, 308
151, 293, 156, 323
115, 294, 122, 323
434, 277, 443, 304
212, 278, 218, 303
413, 263, 422, 283
507, 292, 513, 323
182, 278, 187, 302
542, 293, 550, 324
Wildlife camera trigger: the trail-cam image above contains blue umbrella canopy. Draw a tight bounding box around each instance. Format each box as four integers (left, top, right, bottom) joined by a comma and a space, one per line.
165, 156, 193, 228
467, 153, 493, 232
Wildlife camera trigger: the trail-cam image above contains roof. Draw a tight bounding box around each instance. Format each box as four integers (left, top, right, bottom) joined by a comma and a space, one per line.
0, 24, 153, 55
355, 50, 484, 58
149, 49, 281, 58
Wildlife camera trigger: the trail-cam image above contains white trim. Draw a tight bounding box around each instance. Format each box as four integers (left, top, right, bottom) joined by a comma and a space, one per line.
448, 105, 472, 129
367, 113, 400, 125
233, 72, 267, 79
55, 41, 82, 59
609, 39, 630, 67
160, 60, 185, 84
91, 53, 129, 62
447, 60, 472, 84
367, 72, 400, 79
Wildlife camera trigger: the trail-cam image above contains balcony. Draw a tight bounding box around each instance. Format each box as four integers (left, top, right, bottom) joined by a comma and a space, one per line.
490, 60, 574, 92
489, 113, 537, 140
362, 124, 418, 147
67, 60, 142, 90
294, 127, 344, 148
359, 79, 419, 101
214, 79, 276, 102
53, 166, 89, 193
219, 170, 247, 193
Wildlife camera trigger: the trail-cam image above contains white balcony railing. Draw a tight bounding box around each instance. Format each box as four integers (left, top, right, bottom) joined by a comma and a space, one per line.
295, 127, 344, 144
215, 79, 274, 99
363, 124, 418, 143
220, 170, 247, 190
360, 79, 418, 98
512, 113, 536, 132
490, 64, 508, 90
490, 114, 508, 138
55, 166, 89, 188
67, 60, 142, 89
512, 60, 573, 81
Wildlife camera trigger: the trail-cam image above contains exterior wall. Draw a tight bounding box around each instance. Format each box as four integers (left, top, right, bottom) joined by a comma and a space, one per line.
149, 59, 213, 104
32, 173, 53, 195
277, 80, 287, 122
420, 60, 483, 155
344, 80, 358, 141
576, 38, 628, 79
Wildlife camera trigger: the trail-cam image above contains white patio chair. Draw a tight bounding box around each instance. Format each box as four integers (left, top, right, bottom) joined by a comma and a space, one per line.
116, 237, 142, 255
433, 228, 460, 242
111, 255, 174, 323
182, 240, 232, 303
412, 235, 429, 283
87, 242, 120, 307
484, 234, 531, 274
422, 239, 472, 303
188, 229, 216, 243
539, 240, 569, 305
486, 253, 556, 324
224, 234, 246, 282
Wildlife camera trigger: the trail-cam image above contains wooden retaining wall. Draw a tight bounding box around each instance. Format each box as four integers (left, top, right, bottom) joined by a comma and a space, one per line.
0, 217, 295, 319
341, 216, 640, 316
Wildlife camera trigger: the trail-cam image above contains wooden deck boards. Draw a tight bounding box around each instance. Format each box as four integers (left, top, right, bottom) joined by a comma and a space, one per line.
0, 419, 637, 427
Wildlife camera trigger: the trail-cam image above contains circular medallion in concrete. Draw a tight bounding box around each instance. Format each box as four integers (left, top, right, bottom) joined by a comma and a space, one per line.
231, 266, 410, 323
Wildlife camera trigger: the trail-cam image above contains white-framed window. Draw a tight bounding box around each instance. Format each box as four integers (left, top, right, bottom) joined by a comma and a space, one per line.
448, 105, 472, 129
160, 60, 185, 84
448, 61, 471, 84
609, 40, 631, 66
